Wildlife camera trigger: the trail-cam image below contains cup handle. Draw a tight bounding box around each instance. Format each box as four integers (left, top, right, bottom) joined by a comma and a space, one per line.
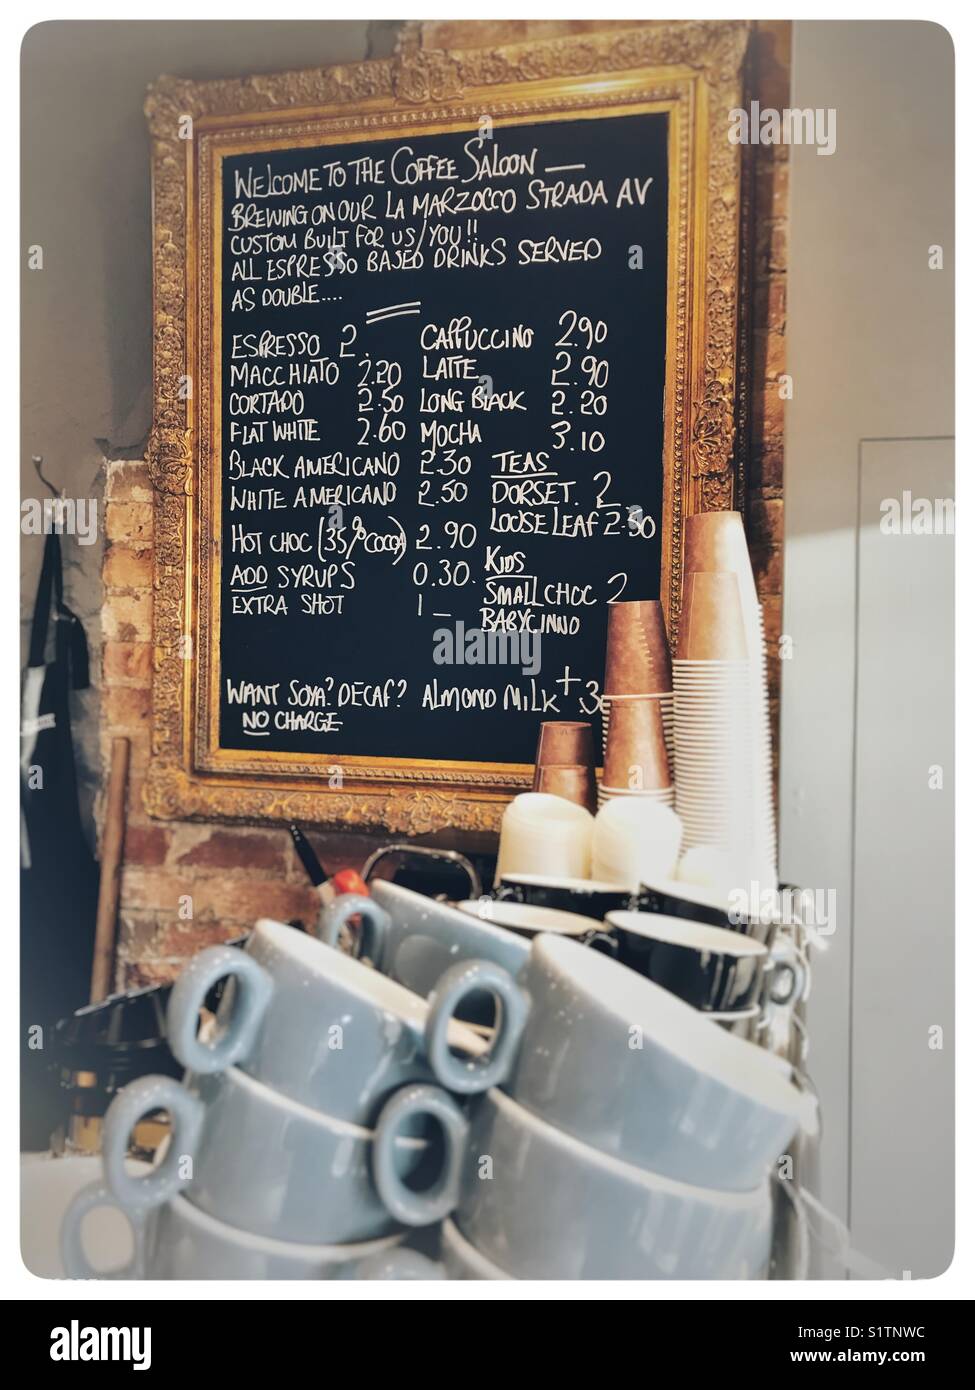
60, 1181, 149, 1279
371, 1083, 468, 1227
102, 1074, 205, 1213
318, 894, 391, 966
166, 945, 272, 1074
763, 952, 808, 1010
425, 958, 529, 1095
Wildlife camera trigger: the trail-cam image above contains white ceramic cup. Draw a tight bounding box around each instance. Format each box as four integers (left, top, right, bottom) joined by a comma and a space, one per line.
455, 1088, 774, 1280
426, 934, 815, 1190
322, 882, 531, 1007
101, 1072, 469, 1242
592, 797, 683, 889
166, 921, 503, 1120
61, 1183, 407, 1280
495, 792, 593, 884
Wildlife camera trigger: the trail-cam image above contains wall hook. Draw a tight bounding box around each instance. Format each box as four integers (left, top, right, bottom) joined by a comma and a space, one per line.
31, 454, 63, 498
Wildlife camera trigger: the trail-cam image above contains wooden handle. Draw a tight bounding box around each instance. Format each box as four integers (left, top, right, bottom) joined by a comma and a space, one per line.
89, 737, 130, 1004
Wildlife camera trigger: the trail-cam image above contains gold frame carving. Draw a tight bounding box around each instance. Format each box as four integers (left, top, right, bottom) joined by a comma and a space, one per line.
144, 20, 750, 834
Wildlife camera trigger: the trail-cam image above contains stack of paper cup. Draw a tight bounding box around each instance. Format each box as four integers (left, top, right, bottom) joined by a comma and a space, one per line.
682, 512, 777, 878
536, 764, 597, 813
532, 722, 597, 815
673, 571, 758, 876
591, 797, 683, 890
494, 792, 594, 887
601, 600, 673, 809
598, 697, 673, 809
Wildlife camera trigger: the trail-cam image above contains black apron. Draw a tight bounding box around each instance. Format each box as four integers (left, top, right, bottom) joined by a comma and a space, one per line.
20, 531, 99, 1149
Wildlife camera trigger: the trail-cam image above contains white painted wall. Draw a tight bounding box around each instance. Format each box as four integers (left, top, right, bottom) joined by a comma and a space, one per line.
782, 21, 954, 1275
851, 437, 953, 1278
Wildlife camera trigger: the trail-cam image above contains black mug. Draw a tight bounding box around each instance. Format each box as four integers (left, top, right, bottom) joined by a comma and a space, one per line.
495, 873, 633, 922
634, 879, 733, 930
467, 896, 618, 955
604, 911, 769, 1012
634, 878, 779, 947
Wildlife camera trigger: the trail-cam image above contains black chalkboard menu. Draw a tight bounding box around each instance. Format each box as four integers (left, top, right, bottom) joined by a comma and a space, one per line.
216, 111, 669, 767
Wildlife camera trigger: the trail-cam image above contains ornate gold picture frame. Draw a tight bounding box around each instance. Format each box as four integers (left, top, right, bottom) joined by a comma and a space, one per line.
144, 21, 750, 834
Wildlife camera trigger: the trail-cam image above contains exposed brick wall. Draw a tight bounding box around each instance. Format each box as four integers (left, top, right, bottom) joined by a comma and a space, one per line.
101, 20, 789, 990
745, 21, 790, 770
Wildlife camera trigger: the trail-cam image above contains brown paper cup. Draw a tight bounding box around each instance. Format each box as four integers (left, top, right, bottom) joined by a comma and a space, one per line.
534, 721, 596, 772
676, 571, 748, 661
682, 511, 759, 613
604, 600, 671, 696
534, 763, 598, 815
603, 697, 671, 791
